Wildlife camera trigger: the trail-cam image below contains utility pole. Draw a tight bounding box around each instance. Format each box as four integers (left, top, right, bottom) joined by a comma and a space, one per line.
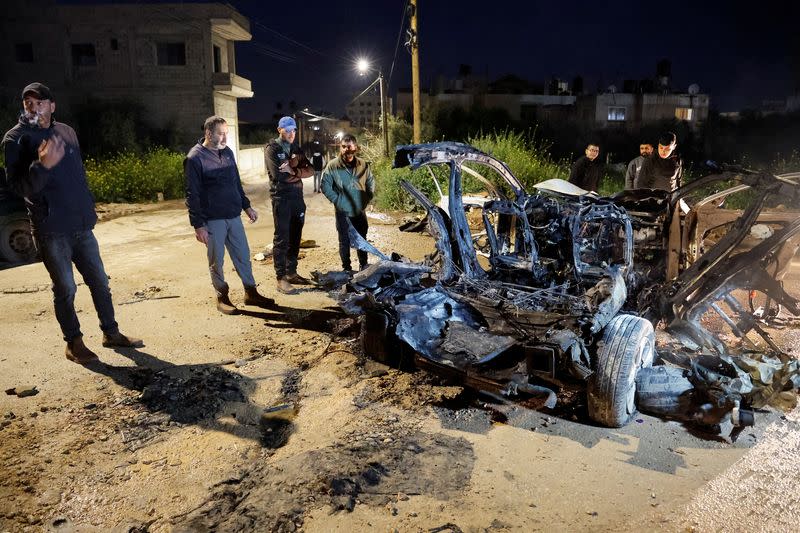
379, 70, 389, 158
410, 0, 421, 144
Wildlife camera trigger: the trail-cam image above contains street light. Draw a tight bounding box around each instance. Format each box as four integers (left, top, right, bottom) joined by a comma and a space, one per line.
356, 58, 390, 158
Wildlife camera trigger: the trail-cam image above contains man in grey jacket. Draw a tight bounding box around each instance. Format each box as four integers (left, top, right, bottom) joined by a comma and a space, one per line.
185, 115, 274, 314
624, 141, 653, 190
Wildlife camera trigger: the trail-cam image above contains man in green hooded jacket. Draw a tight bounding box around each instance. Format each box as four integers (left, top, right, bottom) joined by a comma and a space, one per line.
320, 134, 375, 271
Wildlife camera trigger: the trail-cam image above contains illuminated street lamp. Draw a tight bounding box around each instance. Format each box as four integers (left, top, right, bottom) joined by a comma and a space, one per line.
356, 58, 390, 158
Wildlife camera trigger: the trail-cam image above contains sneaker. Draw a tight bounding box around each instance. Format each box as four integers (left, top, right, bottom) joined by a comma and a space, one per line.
284, 272, 311, 285
276, 278, 296, 295
102, 332, 144, 348
65, 337, 99, 364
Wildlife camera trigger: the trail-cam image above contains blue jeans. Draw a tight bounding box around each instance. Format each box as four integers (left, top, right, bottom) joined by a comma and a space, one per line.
36, 230, 118, 342
206, 217, 256, 294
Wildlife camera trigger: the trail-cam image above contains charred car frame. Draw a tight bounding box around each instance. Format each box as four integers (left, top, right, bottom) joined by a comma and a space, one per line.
331, 142, 800, 430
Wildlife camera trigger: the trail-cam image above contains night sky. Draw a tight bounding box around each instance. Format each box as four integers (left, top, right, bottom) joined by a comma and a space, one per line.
64, 0, 799, 121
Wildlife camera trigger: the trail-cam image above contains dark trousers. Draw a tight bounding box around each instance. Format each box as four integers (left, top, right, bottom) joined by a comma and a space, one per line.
271, 193, 305, 279
335, 210, 369, 270
36, 230, 118, 342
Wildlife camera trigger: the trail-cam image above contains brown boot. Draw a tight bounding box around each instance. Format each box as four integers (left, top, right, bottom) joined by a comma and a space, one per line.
284, 272, 311, 285
65, 336, 99, 364
276, 278, 296, 295
216, 286, 239, 315
244, 286, 275, 308
102, 332, 144, 348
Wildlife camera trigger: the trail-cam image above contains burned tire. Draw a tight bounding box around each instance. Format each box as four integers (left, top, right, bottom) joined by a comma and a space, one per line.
588, 314, 655, 428
361, 310, 395, 366
0, 215, 36, 263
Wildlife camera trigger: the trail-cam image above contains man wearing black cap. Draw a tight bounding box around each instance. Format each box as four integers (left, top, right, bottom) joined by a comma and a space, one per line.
637, 131, 682, 191
264, 116, 314, 294
1, 82, 142, 364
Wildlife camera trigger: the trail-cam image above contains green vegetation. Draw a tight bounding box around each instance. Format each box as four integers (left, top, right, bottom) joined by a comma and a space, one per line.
85, 148, 184, 203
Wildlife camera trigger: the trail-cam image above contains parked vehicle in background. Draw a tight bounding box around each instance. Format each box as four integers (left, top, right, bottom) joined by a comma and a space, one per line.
0, 167, 37, 264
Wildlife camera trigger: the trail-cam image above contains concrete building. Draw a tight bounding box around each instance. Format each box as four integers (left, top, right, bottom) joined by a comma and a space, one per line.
395, 90, 575, 121
0, 1, 253, 158
345, 90, 392, 129
575, 90, 710, 131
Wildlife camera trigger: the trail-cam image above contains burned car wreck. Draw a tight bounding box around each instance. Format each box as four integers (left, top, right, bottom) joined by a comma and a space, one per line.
321, 142, 800, 432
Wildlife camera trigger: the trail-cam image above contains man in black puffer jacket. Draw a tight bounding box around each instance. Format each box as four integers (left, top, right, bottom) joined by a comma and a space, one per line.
2, 82, 142, 364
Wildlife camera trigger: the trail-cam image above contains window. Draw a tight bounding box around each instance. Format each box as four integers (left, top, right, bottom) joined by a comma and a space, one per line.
110, 38, 119, 51
156, 42, 186, 66
213, 45, 222, 72
675, 107, 694, 121
71, 43, 96, 66
607, 106, 626, 121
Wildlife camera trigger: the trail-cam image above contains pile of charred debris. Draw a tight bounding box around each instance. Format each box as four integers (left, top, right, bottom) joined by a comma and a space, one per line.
315, 142, 800, 438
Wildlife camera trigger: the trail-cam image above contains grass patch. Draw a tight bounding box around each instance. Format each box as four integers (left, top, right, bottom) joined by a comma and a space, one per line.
85, 148, 184, 203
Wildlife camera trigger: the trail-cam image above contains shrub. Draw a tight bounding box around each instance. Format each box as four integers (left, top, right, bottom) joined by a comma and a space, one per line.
372, 130, 573, 210
85, 148, 184, 203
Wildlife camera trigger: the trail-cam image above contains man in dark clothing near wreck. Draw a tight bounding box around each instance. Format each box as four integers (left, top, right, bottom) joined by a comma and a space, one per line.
185, 116, 274, 315
568, 142, 605, 192
2, 82, 142, 364
264, 116, 314, 295
311, 140, 325, 193
637, 131, 683, 191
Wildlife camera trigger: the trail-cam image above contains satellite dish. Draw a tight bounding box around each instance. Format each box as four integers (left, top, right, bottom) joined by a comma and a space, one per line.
607, 85, 617, 94
688, 83, 700, 95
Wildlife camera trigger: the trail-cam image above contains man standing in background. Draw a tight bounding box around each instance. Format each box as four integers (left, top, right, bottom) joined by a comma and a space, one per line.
311, 140, 325, 193
185, 115, 275, 315
637, 132, 682, 191
568, 142, 605, 192
264, 116, 314, 294
624, 141, 654, 190
321, 134, 375, 273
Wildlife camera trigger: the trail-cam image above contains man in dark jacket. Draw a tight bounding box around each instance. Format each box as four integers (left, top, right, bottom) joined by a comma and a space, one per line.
311, 140, 325, 193
1, 82, 141, 364
321, 134, 375, 272
185, 115, 274, 315
637, 131, 682, 191
264, 116, 314, 294
568, 142, 604, 192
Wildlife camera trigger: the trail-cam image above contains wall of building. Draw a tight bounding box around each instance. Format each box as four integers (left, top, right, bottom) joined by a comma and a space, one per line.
237, 146, 266, 182
0, 1, 252, 156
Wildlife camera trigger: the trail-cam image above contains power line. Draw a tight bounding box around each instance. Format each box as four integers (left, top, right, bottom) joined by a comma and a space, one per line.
387, 0, 410, 88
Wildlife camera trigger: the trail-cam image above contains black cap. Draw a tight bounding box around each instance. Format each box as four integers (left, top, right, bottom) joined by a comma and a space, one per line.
22, 82, 54, 101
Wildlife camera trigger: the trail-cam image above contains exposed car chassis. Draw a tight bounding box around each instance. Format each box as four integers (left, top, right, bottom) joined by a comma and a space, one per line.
330, 142, 800, 431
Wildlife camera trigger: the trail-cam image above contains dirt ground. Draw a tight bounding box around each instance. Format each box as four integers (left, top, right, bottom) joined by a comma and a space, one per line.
2, 178, 800, 533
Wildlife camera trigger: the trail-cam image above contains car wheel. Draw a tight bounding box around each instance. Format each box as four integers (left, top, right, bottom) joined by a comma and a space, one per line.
0, 216, 36, 263
588, 314, 655, 427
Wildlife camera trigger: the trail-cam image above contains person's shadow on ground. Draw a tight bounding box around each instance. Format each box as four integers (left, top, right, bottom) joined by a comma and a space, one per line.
82, 344, 299, 449
75, 293, 359, 450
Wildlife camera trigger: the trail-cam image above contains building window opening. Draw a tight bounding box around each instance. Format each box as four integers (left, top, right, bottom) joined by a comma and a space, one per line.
675, 107, 694, 121
213, 45, 222, 73
110, 38, 119, 51
71, 43, 97, 67
15, 43, 34, 63
157, 42, 186, 66
607, 106, 626, 122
